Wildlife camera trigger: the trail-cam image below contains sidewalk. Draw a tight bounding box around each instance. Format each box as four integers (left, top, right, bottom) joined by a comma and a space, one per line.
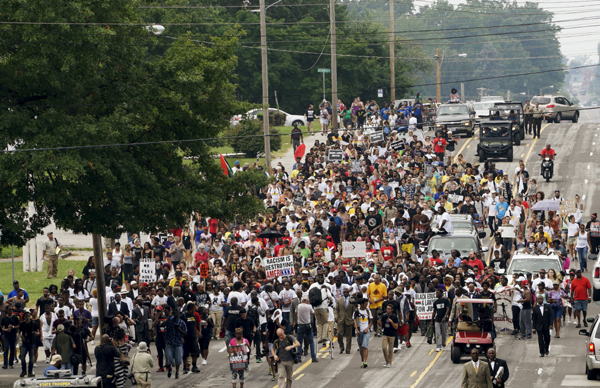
271, 131, 327, 172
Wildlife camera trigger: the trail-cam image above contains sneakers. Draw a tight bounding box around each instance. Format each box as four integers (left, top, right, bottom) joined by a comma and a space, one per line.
435, 347, 441, 352
34, 363, 37, 368
386, 364, 392, 368
46, 357, 50, 364
271, 375, 277, 381
312, 358, 319, 363
383, 363, 389, 367
27, 373, 35, 378
91, 340, 95, 345
202, 359, 207, 365
256, 358, 262, 363
402, 341, 407, 346
397, 344, 403, 351
361, 362, 368, 368
175, 373, 179, 379
157, 368, 165, 372
167, 368, 172, 378
20, 372, 26, 378
192, 366, 200, 373
393, 347, 398, 353
406, 341, 412, 348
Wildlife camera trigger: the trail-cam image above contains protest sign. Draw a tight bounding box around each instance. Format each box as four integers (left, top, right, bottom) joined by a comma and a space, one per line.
448, 193, 464, 204
262, 255, 295, 279
498, 225, 515, 239
370, 131, 385, 143
229, 344, 250, 371
342, 241, 367, 258
139, 259, 157, 283
351, 160, 362, 173
328, 149, 343, 162
390, 141, 405, 151
414, 292, 439, 320
559, 199, 579, 216
493, 286, 513, 329
199, 262, 209, 278
590, 222, 600, 238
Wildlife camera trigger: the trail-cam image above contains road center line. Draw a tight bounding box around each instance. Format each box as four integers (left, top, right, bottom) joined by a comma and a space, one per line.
456, 129, 479, 155
410, 371, 418, 377
294, 373, 305, 380
409, 337, 453, 388
219, 346, 227, 353
524, 123, 550, 163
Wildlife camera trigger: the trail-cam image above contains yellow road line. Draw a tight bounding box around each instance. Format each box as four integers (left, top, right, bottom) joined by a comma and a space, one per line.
521, 153, 525, 157
456, 129, 479, 155
513, 123, 551, 197
294, 373, 305, 381
409, 337, 453, 388
410, 371, 418, 377
428, 349, 434, 356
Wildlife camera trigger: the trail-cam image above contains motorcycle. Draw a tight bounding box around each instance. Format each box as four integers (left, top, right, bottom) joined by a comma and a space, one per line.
539, 153, 556, 182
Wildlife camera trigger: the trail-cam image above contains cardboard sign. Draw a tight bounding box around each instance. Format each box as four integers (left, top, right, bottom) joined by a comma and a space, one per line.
498, 225, 515, 239
262, 255, 295, 279
139, 259, 157, 284
199, 262, 209, 278
414, 292, 444, 320
229, 344, 250, 371
448, 194, 464, 204
590, 222, 600, 238
328, 149, 343, 162
493, 286, 514, 329
351, 160, 362, 173
370, 131, 385, 143
342, 241, 367, 258
390, 141, 405, 151
559, 199, 578, 216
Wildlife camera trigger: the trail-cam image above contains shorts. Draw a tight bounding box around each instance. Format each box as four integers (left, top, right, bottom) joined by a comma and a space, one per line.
92, 317, 99, 326
574, 300, 588, 311
268, 343, 274, 358
551, 305, 563, 319
199, 335, 211, 351
320, 118, 329, 125
358, 332, 370, 349
232, 369, 245, 383
567, 236, 577, 246
35, 335, 43, 347
43, 338, 54, 351
165, 345, 183, 366
184, 337, 201, 357
398, 324, 408, 336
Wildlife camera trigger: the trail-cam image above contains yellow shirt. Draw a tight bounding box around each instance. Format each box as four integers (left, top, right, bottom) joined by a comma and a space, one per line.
535, 232, 552, 244
291, 169, 301, 179
367, 282, 388, 309
169, 277, 183, 288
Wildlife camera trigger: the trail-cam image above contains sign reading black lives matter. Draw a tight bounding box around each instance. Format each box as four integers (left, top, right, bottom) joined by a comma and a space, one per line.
139, 259, 156, 283
328, 149, 343, 162
262, 255, 295, 279
390, 141, 405, 151
370, 131, 385, 143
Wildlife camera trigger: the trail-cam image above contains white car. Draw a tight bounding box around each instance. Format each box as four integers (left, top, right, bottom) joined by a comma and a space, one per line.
230, 108, 306, 127
471, 101, 503, 123
499, 249, 562, 284
592, 260, 600, 301
578, 313, 600, 379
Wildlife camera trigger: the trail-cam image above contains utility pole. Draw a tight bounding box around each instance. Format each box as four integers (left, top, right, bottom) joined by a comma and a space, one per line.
259, 0, 271, 173
92, 233, 106, 329
461, 83, 465, 102
436, 48, 441, 103
330, 0, 338, 131
389, 0, 395, 102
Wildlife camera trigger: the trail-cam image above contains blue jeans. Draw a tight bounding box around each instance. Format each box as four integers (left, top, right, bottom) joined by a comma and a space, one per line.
3, 336, 16, 367
165, 345, 183, 366
20, 342, 36, 374
578, 247, 589, 270
61, 362, 73, 372
296, 324, 316, 361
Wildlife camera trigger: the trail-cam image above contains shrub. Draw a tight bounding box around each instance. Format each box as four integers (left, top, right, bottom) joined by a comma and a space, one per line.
227, 119, 282, 157
256, 111, 287, 127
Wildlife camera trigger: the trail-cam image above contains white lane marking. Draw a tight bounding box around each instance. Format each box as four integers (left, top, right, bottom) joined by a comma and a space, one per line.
538, 368, 543, 375
562, 375, 600, 386
219, 346, 227, 353
583, 195, 587, 200
588, 165, 591, 169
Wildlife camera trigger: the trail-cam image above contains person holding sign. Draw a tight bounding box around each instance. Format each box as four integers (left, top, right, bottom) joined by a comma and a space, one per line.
229, 327, 250, 388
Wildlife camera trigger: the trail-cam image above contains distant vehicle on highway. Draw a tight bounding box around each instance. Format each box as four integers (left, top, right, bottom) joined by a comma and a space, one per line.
230, 108, 306, 127
433, 103, 476, 137
480, 95, 504, 102
472, 101, 502, 123
531, 95, 580, 123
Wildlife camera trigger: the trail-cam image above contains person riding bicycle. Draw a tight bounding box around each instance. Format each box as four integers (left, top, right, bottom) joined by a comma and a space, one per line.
539, 144, 556, 175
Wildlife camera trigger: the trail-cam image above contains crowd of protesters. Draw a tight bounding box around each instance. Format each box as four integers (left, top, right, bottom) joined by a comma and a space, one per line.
0, 91, 598, 387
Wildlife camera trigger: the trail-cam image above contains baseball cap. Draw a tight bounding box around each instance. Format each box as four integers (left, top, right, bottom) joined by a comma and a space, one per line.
156, 305, 163, 310
522, 280, 529, 286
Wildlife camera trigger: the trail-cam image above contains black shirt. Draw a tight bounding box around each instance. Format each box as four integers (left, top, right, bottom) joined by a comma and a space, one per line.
19, 320, 38, 344
152, 244, 166, 261
224, 306, 242, 332
36, 296, 55, 314
95, 343, 121, 376
365, 214, 383, 232
433, 298, 450, 323
1, 315, 19, 339
380, 313, 399, 337
234, 316, 255, 340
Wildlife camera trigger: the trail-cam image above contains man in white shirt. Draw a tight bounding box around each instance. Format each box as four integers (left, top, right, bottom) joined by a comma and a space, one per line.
229, 282, 248, 307
279, 281, 297, 334
309, 274, 334, 344
408, 116, 418, 130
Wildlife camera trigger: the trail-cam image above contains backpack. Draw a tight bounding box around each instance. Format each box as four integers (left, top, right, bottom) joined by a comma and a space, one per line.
309, 286, 323, 307
247, 304, 260, 326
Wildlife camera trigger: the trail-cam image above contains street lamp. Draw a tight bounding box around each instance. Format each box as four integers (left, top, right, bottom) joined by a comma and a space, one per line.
146, 25, 165, 35
458, 53, 468, 57
540, 85, 554, 95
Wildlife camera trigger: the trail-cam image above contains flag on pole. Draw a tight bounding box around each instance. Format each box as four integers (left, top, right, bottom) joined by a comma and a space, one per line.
294, 143, 306, 160
219, 154, 234, 177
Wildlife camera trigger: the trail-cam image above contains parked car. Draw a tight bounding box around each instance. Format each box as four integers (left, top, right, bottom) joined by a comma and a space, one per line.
230, 108, 306, 127
592, 260, 600, 301
433, 103, 476, 137
578, 314, 600, 380
530, 95, 579, 123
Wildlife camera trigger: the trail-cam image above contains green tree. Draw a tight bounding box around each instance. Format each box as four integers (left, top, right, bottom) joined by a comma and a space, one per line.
0, 0, 268, 246
227, 119, 282, 157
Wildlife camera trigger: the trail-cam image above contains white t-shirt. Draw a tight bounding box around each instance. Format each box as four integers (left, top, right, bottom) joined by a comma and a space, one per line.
229, 291, 248, 306
408, 117, 418, 130
279, 289, 297, 313
567, 222, 579, 238
260, 291, 280, 310
151, 295, 168, 307
55, 305, 72, 318
209, 292, 225, 312
438, 212, 453, 233
247, 297, 269, 325
89, 298, 99, 318
354, 308, 373, 332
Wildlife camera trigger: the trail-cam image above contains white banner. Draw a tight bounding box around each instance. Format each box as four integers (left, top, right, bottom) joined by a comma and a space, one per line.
414, 292, 438, 320
139, 258, 157, 284
498, 225, 516, 239
342, 241, 367, 258
262, 255, 295, 279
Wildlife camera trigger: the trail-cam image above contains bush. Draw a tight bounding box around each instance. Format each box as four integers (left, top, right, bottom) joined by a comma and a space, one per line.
256, 111, 287, 127
227, 119, 282, 157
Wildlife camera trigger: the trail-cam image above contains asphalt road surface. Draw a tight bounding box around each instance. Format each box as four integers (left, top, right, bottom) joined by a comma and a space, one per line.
5, 108, 600, 388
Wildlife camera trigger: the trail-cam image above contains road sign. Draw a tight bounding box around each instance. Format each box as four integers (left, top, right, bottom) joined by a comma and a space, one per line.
317, 68, 331, 73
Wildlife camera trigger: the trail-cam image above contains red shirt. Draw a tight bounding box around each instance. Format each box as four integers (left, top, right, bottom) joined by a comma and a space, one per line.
540, 148, 556, 159
433, 138, 447, 153
521, 201, 530, 210
430, 257, 443, 266
209, 219, 219, 234
468, 259, 485, 276
194, 251, 209, 266
571, 276, 591, 301
381, 246, 394, 261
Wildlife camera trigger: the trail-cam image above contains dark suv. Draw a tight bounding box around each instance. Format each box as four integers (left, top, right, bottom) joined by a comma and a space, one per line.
477, 121, 514, 162
434, 103, 476, 137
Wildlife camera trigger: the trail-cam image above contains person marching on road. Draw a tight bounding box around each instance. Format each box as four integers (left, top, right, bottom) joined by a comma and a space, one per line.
334, 288, 356, 355
461, 348, 493, 388
532, 295, 552, 357
430, 289, 450, 352
290, 123, 304, 153
354, 298, 373, 369
487, 349, 509, 388
531, 103, 544, 139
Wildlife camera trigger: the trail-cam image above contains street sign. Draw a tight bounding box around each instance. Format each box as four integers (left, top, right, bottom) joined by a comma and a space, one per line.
378, 89, 384, 98
317, 68, 331, 73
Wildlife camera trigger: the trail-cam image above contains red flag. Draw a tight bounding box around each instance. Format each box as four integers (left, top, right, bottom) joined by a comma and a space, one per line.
219, 154, 233, 177
294, 143, 306, 160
